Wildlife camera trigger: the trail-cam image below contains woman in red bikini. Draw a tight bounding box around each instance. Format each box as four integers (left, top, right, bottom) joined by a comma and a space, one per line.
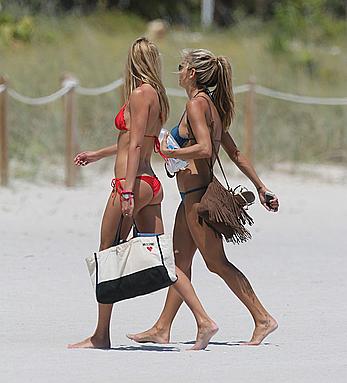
69, 38, 218, 350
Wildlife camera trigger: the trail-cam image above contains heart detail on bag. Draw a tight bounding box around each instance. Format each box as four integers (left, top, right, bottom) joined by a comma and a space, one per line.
146, 246, 153, 252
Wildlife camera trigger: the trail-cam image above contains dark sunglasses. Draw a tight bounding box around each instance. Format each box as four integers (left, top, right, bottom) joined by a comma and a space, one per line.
178, 64, 183, 71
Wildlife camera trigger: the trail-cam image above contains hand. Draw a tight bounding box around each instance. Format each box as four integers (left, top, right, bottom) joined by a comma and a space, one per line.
121, 194, 134, 217
258, 187, 279, 212
160, 131, 171, 157
74, 151, 99, 166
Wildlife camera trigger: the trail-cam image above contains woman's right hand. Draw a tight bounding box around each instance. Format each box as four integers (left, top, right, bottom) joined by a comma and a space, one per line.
74, 151, 99, 166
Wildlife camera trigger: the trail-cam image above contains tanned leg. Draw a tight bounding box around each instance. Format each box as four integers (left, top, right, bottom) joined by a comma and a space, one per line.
68, 180, 154, 349
172, 267, 218, 350
127, 202, 197, 344
185, 191, 278, 345
128, 202, 218, 350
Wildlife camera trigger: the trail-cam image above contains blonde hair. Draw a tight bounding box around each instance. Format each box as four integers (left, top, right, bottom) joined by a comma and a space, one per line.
124, 37, 169, 124
182, 49, 235, 130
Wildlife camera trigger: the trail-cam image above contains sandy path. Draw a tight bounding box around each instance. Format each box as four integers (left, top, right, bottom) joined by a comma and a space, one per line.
1, 161, 346, 382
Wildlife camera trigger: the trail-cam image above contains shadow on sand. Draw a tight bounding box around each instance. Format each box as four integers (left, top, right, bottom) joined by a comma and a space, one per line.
181, 340, 277, 347
109, 344, 181, 352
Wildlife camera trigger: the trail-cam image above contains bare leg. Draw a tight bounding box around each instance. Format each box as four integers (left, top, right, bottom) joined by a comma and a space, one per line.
68, 180, 156, 349
128, 190, 278, 346
172, 267, 218, 350
128, 202, 218, 350
127, 202, 197, 343
185, 193, 278, 345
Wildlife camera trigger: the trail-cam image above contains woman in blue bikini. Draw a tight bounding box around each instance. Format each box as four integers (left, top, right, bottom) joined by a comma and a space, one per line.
69, 39, 218, 350
128, 49, 280, 346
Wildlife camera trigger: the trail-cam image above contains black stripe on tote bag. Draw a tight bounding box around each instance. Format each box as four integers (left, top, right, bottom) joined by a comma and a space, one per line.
85, 218, 177, 304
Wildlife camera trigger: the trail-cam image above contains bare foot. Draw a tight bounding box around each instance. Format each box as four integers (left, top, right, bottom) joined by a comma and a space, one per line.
244, 317, 278, 346
189, 320, 219, 351
126, 326, 170, 344
67, 336, 111, 349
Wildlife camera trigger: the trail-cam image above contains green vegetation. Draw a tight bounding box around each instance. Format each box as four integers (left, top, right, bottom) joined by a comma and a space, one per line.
0, 13, 34, 44
0, 8, 346, 181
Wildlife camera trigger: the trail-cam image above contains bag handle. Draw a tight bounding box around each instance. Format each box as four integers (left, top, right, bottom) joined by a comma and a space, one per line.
186, 92, 231, 190
113, 215, 140, 246
113, 215, 124, 246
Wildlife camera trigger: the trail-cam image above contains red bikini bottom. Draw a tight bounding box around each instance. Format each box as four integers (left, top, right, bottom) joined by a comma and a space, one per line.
111, 175, 162, 199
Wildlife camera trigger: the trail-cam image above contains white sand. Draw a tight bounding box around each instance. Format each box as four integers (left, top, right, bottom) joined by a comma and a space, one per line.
1, 161, 347, 382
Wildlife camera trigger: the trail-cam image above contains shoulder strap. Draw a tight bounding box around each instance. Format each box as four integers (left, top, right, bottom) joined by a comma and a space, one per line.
186, 93, 231, 190
177, 110, 186, 126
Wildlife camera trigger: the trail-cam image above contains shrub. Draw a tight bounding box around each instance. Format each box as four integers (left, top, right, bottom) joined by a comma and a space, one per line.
269, 0, 346, 53
0, 13, 34, 44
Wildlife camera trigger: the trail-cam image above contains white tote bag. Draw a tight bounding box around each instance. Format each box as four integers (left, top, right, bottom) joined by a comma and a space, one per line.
85, 233, 177, 304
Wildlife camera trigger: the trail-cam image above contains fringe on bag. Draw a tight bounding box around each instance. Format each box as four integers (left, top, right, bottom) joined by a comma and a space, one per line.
196, 176, 254, 245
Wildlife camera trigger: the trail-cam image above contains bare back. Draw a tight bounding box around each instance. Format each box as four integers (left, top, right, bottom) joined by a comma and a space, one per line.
115, 83, 162, 178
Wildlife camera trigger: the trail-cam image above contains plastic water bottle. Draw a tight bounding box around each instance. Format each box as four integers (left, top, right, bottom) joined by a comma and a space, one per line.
159, 129, 188, 174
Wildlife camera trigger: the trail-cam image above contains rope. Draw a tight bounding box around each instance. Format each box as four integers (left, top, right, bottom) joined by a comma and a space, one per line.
2, 77, 347, 106
7, 78, 78, 105
234, 84, 251, 94
166, 84, 250, 97
76, 78, 123, 96
255, 85, 347, 105
166, 87, 186, 97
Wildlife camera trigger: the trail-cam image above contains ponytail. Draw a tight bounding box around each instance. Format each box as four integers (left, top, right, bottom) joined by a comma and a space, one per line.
213, 56, 235, 130
182, 49, 235, 131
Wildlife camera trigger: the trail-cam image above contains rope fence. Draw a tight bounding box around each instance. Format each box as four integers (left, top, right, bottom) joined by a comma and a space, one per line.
2, 78, 347, 105
0, 75, 346, 186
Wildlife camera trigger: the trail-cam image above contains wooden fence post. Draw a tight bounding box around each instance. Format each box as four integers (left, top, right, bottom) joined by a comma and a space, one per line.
0, 76, 8, 187
62, 74, 78, 187
244, 76, 256, 162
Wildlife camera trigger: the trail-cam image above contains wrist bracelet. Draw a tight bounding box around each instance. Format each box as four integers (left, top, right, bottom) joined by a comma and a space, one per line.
121, 190, 134, 200
121, 190, 134, 195
121, 194, 134, 201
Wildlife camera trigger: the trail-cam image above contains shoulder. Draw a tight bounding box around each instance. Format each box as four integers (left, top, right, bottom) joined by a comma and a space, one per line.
129, 84, 156, 106
186, 97, 208, 115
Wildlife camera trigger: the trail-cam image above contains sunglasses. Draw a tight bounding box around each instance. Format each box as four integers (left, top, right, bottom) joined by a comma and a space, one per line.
178, 64, 184, 71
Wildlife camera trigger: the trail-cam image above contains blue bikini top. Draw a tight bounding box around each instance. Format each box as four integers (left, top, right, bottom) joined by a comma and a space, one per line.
171, 125, 189, 147
170, 110, 194, 147
171, 90, 213, 147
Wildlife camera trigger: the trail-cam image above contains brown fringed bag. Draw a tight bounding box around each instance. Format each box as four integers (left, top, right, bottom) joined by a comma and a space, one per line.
196, 168, 255, 245
190, 94, 255, 244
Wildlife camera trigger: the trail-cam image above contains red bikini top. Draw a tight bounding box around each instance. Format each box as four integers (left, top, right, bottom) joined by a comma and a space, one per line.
114, 104, 128, 131
114, 103, 167, 160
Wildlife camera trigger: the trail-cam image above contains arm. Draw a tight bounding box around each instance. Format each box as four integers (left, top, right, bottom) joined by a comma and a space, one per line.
122, 88, 149, 215
161, 99, 212, 160
221, 130, 279, 211
221, 130, 265, 190
74, 144, 118, 166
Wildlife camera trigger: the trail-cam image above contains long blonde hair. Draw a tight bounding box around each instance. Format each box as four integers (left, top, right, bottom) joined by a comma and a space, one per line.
182, 49, 235, 130
124, 37, 169, 124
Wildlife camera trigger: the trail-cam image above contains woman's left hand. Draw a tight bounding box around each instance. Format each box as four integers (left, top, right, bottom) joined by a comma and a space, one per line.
121, 195, 134, 217
258, 187, 279, 212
